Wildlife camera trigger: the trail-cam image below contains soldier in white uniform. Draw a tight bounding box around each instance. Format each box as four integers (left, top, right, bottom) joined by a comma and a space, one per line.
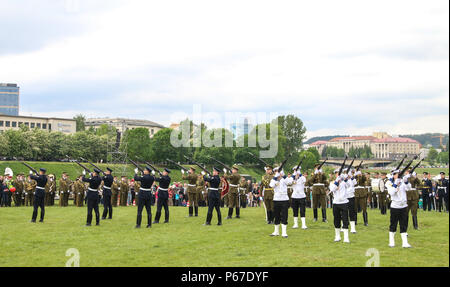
386, 170, 412, 248
329, 169, 350, 243
269, 168, 293, 238
345, 169, 358, 234
290, 167, 308, 230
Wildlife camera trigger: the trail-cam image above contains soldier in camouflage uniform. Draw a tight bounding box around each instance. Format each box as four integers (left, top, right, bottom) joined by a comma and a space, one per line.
119, 176, 129, 206
407, 168, 421, 230
378, 172, 389, 215
224, 165, 242, 219
111, 176, 119, 207
197, 174, 206, 206
13, 174, 24, 207
261, 165, 274, 224
58, 173, 71, 207
24, 176, 36, 206
182, 167, 199, 217
74, 175, 86, 207
239, 178, 249, 208
354, 171, 369, 226
307, 164, 329, 222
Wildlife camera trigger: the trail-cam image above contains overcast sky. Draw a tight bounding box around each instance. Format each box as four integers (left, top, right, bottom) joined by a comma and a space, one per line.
0, 0, 448, 139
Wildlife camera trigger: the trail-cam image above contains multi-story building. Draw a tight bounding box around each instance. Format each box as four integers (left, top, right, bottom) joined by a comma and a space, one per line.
0, 83, 20, 116
0, 114, 76, 134
310, 132, 421, 159
85, 117, 165, 138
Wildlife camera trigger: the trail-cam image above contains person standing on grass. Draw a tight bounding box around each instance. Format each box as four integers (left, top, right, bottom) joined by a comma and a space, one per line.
82, 169, 102, 227
269, 168, 293, 238
134, 166, 155, 228
437, 172, 448, 212
101, 168, 114, 220
421, 172, 432, 211
328, 169, 350, 243
153, 169, 172, 224
290, 166, 308, 230
386, 170, 412, 248
30, 168, 48, 223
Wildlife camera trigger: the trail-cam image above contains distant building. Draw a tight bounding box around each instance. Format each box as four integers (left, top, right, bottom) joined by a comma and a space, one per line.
310, 132, 421, 159
85, 117, 165, 138
0, 114, 76, 134
230, 118, 253, 140
0, 83, 20, 116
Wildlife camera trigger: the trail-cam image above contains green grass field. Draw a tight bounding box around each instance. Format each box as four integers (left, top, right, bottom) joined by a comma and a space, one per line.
0, 204, 448, 267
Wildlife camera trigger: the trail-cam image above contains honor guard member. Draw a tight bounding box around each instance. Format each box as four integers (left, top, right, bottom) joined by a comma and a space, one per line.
224, 165, 242, 219
328, 169, 350, 243
378, 172, 389, 214
119, 177, 129, 206
111, 176, 119, 207
239, 177, 249, 208
436, 172, 449, 212
134, 180, 140, 206
197, 174, 206, 206
13, 174, 24, 207
182, 167, 199, 217
421, 172, 432, 211
44, 175, 54, 206
30, 168, 48, 223
58, 173, 70, 207
101, 168, 114, 220
25, 176, 36, 206
307, 164, 329, 223
345, 170, 358, 234
74, 175, 85, 207
354, 170, 368, 226
406, 168, 421, 229
269, 169, 293, 238
370, 173, 378, 209
291, 167, 308, 230
153, 168, 172, 224
203, 167, 223, 226
386, 170, 412, 248
82, 168, 102, 226
261, 165, 274, 224
48, 175, 57, 206
134, 166, 155, 228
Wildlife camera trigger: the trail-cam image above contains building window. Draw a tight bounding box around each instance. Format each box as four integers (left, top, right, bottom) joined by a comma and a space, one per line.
5, 121, 10, 127
42, 123, 47, 129
25, 122, 29, 127
0, 121, 3, 127
31, 123, 35, 128
37, 123, 41, 129
12, 121, 17, 127
48, 124, 52, 130
151, 129, 154, 135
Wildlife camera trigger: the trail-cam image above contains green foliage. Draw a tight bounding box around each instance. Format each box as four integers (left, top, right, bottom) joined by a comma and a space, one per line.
323, 146, 346, 158
427, 147, 439, 165
275, 115, 307, 155
73, 114, 86, 132
348, 145, 373, 159
437, 151, 449, 165
122, 128, 152, 161
149, 128, 180, 162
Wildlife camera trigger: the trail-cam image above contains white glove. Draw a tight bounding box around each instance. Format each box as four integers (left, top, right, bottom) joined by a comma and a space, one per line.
82, 170, 86, 176
395, 179, 402, 186
412, 171, 417, 177
223, 168, 227, 174
181, 169, 185, 175
403, 174, 411, 183
355, 171, 362, 176
29, 170, 33, 175
275, 172, 280, 178
314, 169, 319, 175
152, 170, 155, 175
134, 168, 139, 174
201, 171, 205, 176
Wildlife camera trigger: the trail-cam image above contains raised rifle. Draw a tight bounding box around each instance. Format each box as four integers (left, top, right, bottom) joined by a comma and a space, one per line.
183, 155, 212, 176
127, 157, 144, 173
355, 160, 364, 172
338, 155, 348, 176
14, 157, 38, 175
410, 157, 424, 175
246, 151, 270, 167
66, 155, 91, 174
208, 156, 233, 173
317, 157, 329, 170
399, 155, 418, 178
80, 157, 106, 176
395, 154, 408, 171
166, 159, 189, 172
295, 155, 307, 171
141, 160, 163, 177
346, 157, 356, 174
278, 153, 293, 172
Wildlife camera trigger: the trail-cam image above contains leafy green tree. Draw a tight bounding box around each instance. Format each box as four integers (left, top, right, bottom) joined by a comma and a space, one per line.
437, 151, 449, 165
274, 115, 307, 155
73, 114, 86, 132
121, 128, 152, 161
427, 147, 439, 165
149, 128, 180, 163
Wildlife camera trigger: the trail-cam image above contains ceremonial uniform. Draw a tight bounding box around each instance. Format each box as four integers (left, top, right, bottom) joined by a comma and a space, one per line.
48, 178, 57, 206
119, 179, 129, 206
154, 171, 171, 224
102, 172, 114, 219
354, 172, 369, 225
13, 177, 24, 207
291, 170, 308, 229
239, 179, 249, 208
82, 172, 102, 226
269, 172, 293, 238
203, 171, 222, 225
58, 177, 71, 207
345, 172, 358, 233
182, 170, 199, 217
224, 170, 241, 219
436, 175, 448, 212
378, 176, 389, 214
407, 174, 421, 229
307, 171, 329, 222
261, 173, 274, 224
329, 173, 350, 243
111, 179, 119, 207
134, 170, 155, 228
24, 179, 36, 206
74, 178, 85, 207
30, 171, 48, 223
421, 176, 432, 211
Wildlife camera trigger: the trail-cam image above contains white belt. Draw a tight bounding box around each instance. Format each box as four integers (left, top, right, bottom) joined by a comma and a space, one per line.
158, 188, 168, 191
438, 187, 447, 189
229, 184, 238, 187
187, 184, 196, 187
36, 186, 45, 190
410, 188, 417, 191
88, 188, 98, 192
103, 186, 111, 190
355, 186, 364, 189
140, 188, 152, 191
239, 188, 246, 190
313, 183, 325, 186
208, 188, 219, 191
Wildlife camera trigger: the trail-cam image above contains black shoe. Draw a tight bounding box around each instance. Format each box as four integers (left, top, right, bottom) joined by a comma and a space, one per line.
235, 215, 240, 219
135, 225, 141, 228
96, 223, 100, 226
30, 220, 36, 223
322, 219, 328, 223
203, 222, 211, 226
146, 225, 152, 228
189, 214, 193, 217
153, 221, 159, 224
313, 218, 318, 222
226, 216, 232, 220
164, 220, 169, 224
108, 217, 112, 220
217, 222, 222, 226
85, 224, 91, 227
39, 219, 44, 223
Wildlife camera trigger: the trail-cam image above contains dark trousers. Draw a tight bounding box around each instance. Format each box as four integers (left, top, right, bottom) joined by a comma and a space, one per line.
1, 192, 7, 207
292, 198, 306, 218
102, 193, 113, 219
32, 194, 45, 221
137, 192, 152, 226
390, 207, 408, 233
333, 203, 349, 229
86, 191, 100, 225
436, 197, 444, 212
206, 190, 222, 223
347, 197, 357, 221
273, 200, 289, 225
422, 194, 431, 211
155, 198, 169, 222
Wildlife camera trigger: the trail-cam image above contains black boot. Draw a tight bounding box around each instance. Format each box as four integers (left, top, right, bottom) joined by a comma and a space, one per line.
102, 208, 107, 220
269, 211, 274, 224
227, 208, 233, 219
363, 212, 368, 226
322, 208, 327, 223
147, 214, 152, 228
313, 209, 318, 222
164, 210, 169, 223
203, 213, 212, 226
136, 214, 142, 228
235, 208, 240, 218
108, 208, 113, 219
266, 210, 271, 224
218, 212, 222, 226
194, 206, 199, 217
413, 215, 418, 230
153, 212, 161, 224
189, 206, 193, 217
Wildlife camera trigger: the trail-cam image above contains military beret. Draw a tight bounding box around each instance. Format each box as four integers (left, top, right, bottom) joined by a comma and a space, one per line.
164, 168, 171, 174
440, 172, 446, 175
106, 167, 113, 172
213, 167, 221, 173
